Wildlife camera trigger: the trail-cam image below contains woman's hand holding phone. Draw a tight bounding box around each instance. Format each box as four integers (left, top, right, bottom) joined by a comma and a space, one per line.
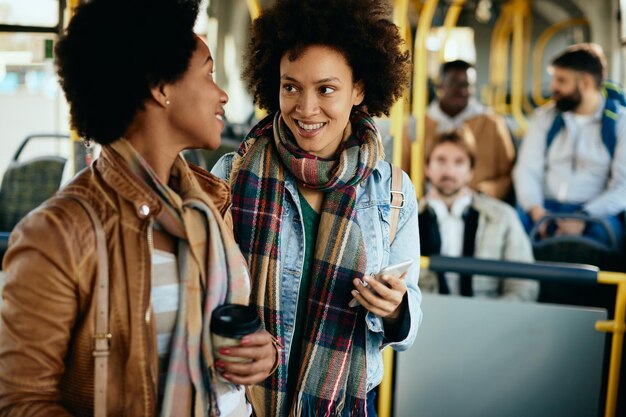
349, 260, 413, 322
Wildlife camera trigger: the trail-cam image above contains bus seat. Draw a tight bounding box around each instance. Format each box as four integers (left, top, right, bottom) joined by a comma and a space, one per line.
530, 213, 623, 311
0, 156, 67, 261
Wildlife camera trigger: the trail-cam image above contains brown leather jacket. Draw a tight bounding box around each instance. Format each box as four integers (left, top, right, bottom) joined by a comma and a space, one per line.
0, 146, 232, 416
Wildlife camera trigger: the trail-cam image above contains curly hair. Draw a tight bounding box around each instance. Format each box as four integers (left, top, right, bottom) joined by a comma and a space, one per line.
55, 0, 200, 145
242, 0, 410, 117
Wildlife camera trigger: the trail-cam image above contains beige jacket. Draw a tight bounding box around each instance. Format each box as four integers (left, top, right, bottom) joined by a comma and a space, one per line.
423, 113, 515, 200
0, 146, 232, 416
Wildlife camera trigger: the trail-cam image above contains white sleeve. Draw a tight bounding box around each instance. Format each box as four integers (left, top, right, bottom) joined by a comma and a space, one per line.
583, 111, 626, 216
513, 112, 549, 212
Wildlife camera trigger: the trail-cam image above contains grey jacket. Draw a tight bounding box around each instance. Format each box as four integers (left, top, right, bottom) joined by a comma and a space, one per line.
419, 193, 539, 301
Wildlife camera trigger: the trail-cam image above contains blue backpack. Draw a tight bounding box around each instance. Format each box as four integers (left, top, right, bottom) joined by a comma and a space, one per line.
545, 81, 626, 159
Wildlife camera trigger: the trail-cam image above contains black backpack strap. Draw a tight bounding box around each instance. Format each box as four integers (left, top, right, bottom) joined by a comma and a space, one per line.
460, 206, 480, 297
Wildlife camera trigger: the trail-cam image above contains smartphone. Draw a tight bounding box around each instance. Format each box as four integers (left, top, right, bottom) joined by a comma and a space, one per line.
348, 259, 414, 308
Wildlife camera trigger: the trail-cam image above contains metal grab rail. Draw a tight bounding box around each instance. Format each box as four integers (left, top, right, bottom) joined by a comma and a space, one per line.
438, 0, 465, 63
245, 0, 261, 21
509, 0, 530, 135
423, 255, 598, 283
410, 0, 439, 198
531, 18, 589, 107
381, 255, 626, 417
389, 0, 411, 169
378, 2, 412, 414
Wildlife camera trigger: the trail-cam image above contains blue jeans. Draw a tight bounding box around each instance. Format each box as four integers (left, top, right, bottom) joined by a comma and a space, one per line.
517, 200, 624, 248
367, 390, 378, 417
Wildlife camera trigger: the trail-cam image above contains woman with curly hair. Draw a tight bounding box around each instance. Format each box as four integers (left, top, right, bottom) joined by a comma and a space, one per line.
212, 0, 422, 415
0, 0, 277, 416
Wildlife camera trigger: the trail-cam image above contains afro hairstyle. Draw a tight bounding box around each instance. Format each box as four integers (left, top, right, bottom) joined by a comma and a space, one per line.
55, 0, 200, 145
242, 0, 411, 117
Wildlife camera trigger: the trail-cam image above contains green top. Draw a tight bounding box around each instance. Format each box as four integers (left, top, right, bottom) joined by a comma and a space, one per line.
287, 191, 321, 402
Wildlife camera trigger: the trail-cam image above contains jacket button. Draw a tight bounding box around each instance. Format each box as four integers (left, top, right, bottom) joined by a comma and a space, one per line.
138, 204, 151, 218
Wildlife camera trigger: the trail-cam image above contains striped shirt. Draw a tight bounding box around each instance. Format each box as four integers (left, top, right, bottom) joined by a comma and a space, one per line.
151, 248, 179, 411
151, 249, 251, 416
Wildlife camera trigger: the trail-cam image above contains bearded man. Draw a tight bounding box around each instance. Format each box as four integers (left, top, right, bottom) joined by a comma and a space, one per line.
513, 43, 626, 246
418, 129, 538, 301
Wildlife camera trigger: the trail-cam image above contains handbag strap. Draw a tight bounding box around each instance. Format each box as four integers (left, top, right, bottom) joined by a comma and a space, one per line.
389, 164, 404, 245
66, 195, 110, 417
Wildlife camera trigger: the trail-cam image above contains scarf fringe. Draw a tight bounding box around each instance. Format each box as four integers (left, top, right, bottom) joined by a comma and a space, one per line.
292, 391, 367, 417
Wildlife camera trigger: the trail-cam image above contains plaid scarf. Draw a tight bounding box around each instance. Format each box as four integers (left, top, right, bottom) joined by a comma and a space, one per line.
231, 110, 382, 416
109, 139, 250, 417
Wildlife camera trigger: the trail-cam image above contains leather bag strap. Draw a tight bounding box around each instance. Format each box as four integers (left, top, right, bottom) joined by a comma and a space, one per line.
66, 195, 110, 417
389, 164, 404, 245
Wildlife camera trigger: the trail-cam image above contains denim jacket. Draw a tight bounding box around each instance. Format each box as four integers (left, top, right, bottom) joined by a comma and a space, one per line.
212, 153, 422, 392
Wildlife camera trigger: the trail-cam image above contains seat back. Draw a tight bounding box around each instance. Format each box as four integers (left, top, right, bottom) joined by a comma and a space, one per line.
0, 156, 66, 231
530, 214, 623, 309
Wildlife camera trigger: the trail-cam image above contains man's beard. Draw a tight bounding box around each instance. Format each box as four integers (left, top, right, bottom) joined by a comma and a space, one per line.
432, 177, 464, 197
554, 88, 582, 112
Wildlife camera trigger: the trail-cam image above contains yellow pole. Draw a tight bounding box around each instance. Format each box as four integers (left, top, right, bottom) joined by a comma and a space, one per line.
410, 0, 439, 197
531, 18, 589, 106
487, 3, 511, 112
377, 3, 410, 413
420, 256, 430, 270
493, 10, 512, 114
245, 0, 261, 21
438, 0, 465, 63
68, 0, 81, 175
510, 0, 529, 136
522, 12, 534, 115
596, 271, 626, 417
245, 0, 265, 120
389, 0, 411, 168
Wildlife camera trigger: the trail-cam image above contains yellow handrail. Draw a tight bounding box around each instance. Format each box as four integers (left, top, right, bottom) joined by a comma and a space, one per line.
438, 0, 466, 63
522, 12, 534, 115
68, 0, 81, 176
245, 0, 265, 120
411, 256, 626, 417
245, 0, 261, 21
389, 0, 411, 169
410, 0, 439, 198
378, 2, 411, 415
596, 270, 626, 417
531, 18, 589, 106
509, 0, 529, 136
487, 3, 512, 113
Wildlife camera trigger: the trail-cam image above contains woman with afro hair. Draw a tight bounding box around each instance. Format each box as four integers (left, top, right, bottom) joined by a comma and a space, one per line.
0, 0, 278, 416
212, 0, 422, 415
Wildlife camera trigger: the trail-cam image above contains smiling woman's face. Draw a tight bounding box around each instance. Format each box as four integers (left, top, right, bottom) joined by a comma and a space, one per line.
279, 45, 364, 159
166, 37, 228, 150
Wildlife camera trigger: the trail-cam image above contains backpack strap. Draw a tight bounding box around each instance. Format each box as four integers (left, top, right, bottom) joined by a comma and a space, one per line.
66, 195, 110, 417
389, 164, 404, 245
601, 97, 618, 159
546, 88, 620, 159
545, 112, 565, 154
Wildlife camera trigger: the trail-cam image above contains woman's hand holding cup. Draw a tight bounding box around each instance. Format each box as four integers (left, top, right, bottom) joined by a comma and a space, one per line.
215, 330, 279, 385
211, 304, 280, 385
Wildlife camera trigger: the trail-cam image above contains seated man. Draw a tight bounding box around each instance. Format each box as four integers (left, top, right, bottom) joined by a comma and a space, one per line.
424, 60, 515, 200
513, 43, 626, 246
419, 129, 538, 301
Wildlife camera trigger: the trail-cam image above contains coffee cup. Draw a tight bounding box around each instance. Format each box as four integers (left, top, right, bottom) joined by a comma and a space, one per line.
211, 303, 262, 365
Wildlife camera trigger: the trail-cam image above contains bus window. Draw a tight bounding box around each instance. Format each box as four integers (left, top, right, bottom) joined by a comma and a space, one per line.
0, 0, 69, 183
0, 0, 59, 28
